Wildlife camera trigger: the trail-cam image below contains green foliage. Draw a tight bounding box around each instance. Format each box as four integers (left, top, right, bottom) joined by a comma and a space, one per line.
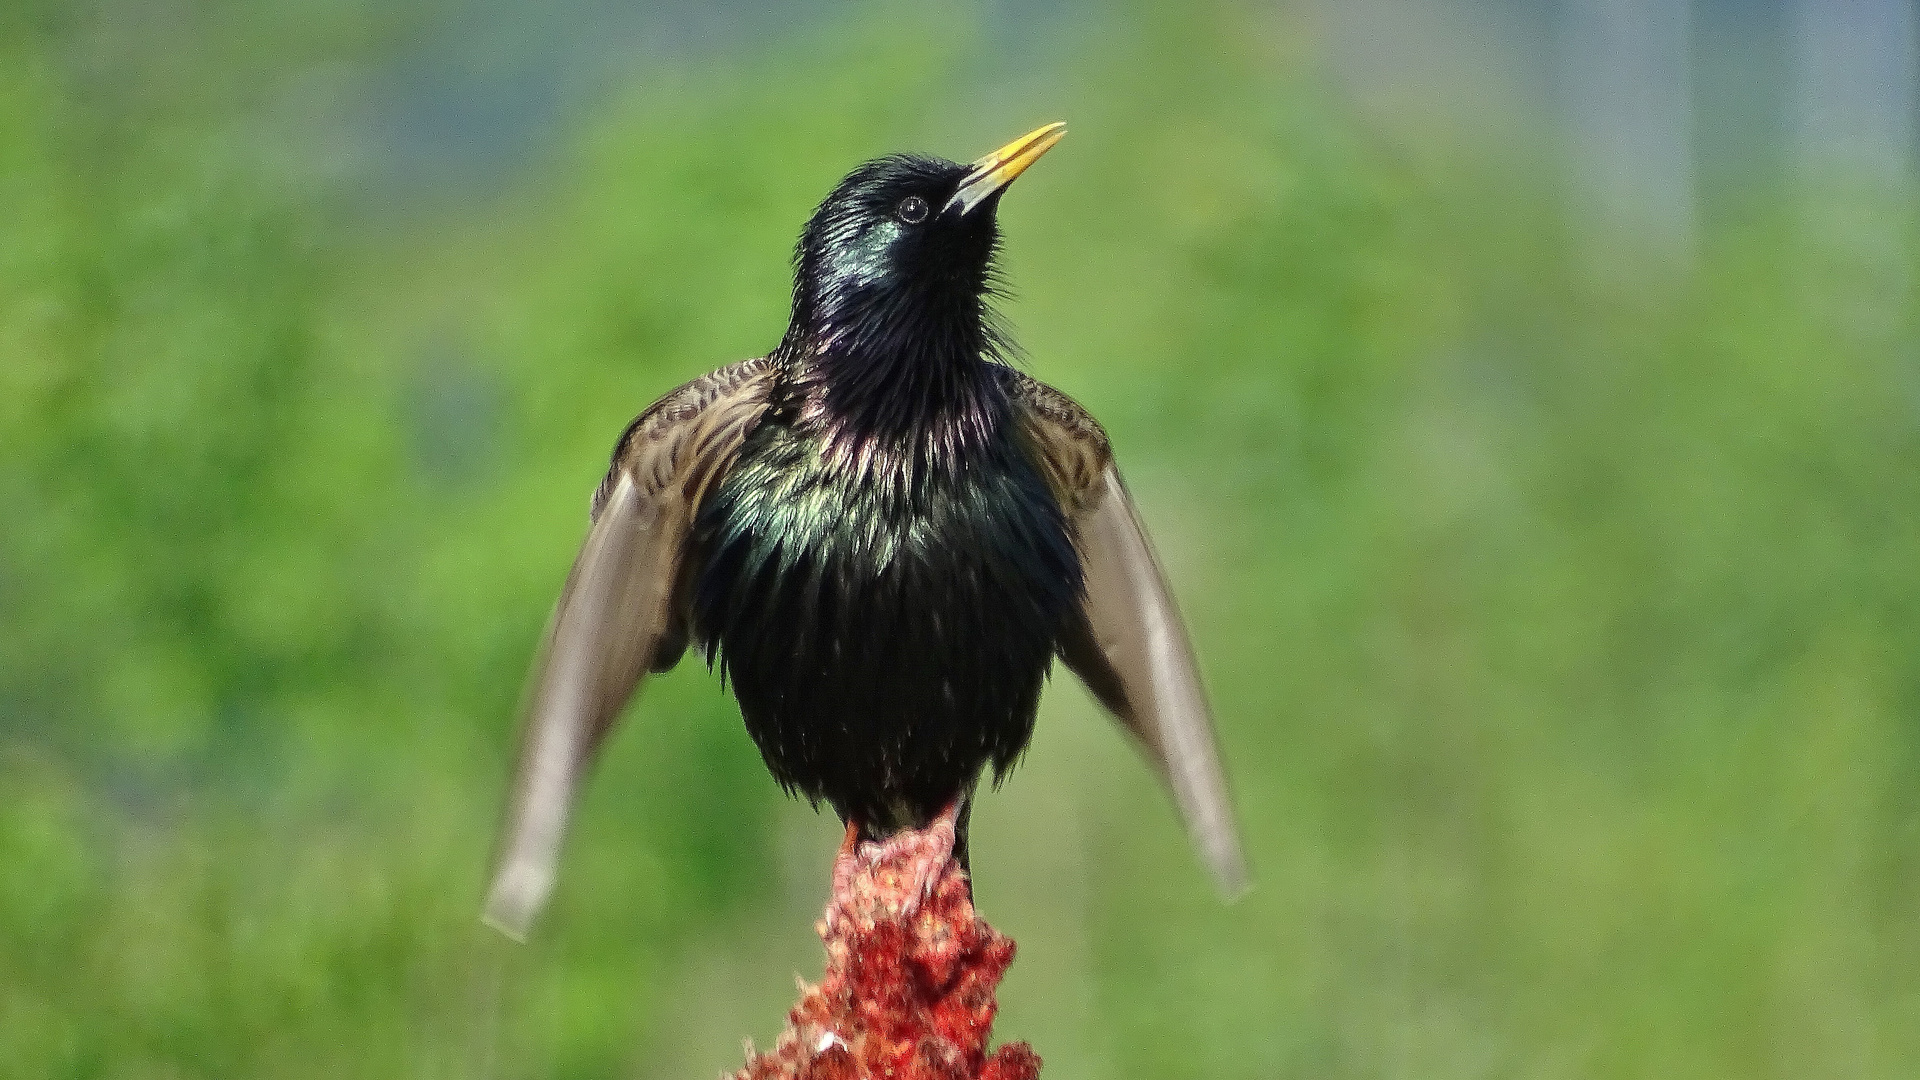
4, 3, 1919, 1078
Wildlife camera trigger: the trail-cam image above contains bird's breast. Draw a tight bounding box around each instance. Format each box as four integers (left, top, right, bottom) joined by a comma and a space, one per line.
689, 419, 1082, 824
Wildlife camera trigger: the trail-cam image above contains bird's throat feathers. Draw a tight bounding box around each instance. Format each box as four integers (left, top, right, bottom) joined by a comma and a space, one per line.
770, 149, 1020, 475
778, 293, 1010, 475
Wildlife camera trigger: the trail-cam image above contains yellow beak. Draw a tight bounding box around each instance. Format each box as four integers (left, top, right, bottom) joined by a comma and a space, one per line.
943, 121, 1067, 216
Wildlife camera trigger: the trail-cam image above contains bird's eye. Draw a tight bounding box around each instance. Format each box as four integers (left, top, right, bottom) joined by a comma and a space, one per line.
896, 196, 930, 224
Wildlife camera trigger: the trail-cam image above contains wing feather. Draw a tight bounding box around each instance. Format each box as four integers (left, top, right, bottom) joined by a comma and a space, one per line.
1005, 369, 1251, 897
483, 359, 775, 938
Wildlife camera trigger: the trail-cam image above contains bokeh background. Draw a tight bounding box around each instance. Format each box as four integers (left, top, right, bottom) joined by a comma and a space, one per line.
4, 0, 1919, 1077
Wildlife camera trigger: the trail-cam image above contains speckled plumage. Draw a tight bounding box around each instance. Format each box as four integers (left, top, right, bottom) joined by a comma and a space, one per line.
688, 151, 1087, 835
483, 129, 1248, 940
692, 370, 1080, 831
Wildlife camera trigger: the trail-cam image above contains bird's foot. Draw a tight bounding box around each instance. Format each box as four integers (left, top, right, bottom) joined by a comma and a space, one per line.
818, 800, 964, 934
864, 800, 961, 918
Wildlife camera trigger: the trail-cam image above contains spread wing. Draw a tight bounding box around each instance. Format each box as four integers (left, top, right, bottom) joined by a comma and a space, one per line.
1005, 369, 1251, 897
483, 358, 776, 939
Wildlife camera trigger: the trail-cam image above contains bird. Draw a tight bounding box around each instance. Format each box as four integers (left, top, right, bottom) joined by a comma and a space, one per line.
483, 122, 1247, 940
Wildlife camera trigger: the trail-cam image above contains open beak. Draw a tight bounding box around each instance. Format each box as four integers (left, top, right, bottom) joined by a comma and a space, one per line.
944, 121, 1067, 216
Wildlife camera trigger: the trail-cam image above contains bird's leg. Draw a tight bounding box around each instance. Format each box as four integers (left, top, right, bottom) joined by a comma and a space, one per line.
830, 821, 862, 896
820, 821, 863, 933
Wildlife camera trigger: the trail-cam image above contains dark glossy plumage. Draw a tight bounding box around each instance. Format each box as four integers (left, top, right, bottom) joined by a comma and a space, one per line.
690, 151, 1078, 833
483, 125, 1248, 939
693, 384, 1080, 831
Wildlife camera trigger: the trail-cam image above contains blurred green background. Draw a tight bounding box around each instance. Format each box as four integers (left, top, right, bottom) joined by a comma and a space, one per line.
3, 1, 1919, 1077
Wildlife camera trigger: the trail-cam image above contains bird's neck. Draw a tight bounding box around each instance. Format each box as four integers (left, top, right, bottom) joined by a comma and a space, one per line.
775, 304, 1006, 473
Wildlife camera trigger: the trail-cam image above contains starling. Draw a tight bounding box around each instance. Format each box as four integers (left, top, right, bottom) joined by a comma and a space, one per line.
484, 123, 1247, 939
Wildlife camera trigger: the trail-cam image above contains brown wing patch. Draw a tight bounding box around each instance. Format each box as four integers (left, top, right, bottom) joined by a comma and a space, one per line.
594, 357, 779, 520
996, 366, 1112, 517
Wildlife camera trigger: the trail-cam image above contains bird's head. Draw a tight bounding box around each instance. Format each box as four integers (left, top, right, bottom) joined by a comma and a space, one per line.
783, 123, 1065, 365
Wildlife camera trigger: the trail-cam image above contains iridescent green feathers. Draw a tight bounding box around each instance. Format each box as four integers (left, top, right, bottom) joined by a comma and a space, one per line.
691, 377, 1080, 829
482, 359, 1248, 939
483, 140, 1247, 941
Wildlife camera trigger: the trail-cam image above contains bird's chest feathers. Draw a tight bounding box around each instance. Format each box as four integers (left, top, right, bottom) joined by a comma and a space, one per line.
697, 417, 1075, 632
689, 409, 1082, 817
